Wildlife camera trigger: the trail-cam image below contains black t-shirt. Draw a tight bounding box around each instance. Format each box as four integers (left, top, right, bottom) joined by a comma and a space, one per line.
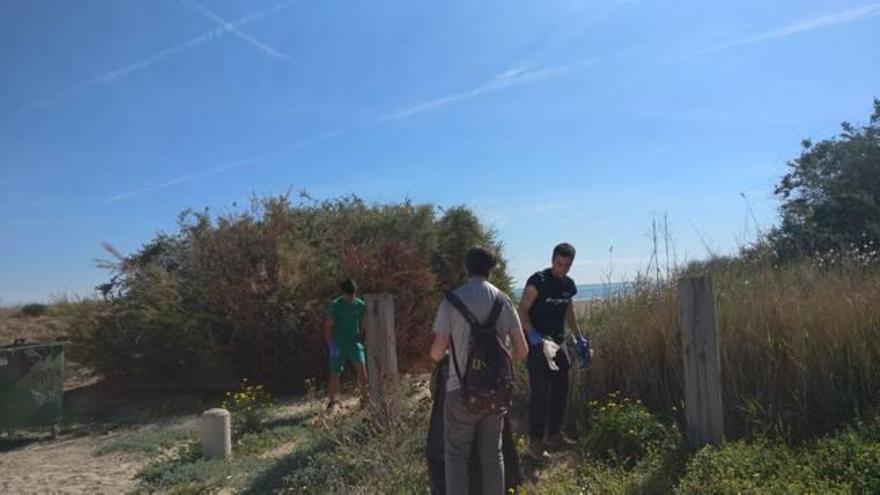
526, 268, 577, 343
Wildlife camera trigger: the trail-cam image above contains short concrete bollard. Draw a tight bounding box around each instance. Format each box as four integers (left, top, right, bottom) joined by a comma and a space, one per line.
201, 408, 232, 460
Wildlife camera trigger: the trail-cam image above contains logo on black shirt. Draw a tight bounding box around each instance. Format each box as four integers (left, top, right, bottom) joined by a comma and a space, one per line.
544, 297, 570, 305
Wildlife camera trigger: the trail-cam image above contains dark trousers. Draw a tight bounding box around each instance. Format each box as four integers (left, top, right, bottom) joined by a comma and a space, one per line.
527, 344, 570, 439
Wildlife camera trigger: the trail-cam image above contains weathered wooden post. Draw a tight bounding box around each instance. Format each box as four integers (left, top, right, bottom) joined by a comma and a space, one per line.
679, 276, 724, 448
201, 408, 232, 460
363, 293, 398, 415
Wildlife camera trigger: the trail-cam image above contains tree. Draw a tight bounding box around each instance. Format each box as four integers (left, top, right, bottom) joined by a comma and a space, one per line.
434, 206, 514, 293
771, 99, 880, 259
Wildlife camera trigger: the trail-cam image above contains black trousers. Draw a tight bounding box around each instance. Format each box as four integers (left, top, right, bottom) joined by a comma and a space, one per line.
527, 343, 570, 439
427, 358, 521, 494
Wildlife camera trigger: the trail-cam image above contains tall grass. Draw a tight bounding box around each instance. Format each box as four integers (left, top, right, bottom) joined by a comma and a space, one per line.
581, 253, 880, 440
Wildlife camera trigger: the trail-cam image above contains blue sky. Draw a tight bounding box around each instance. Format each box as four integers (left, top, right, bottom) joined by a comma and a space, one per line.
1, 0, 879, 304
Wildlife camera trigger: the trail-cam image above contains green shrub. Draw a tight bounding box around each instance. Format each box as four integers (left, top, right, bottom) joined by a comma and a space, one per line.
18, 303, 48, 317
584, 392, 676, 467
676, 440, 847, 494
674, 436, 872, 495
535, 392, 685, 494
72, 194, 513, 390
807, 429, 880, 494
576, 410, 880, 495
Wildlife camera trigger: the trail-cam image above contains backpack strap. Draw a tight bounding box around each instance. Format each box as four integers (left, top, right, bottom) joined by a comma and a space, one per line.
444, 291, 471, 385
445, 291, 504, 331
484, 298, 504, 330
444, 291, 480, 328
444, 291, 503, 384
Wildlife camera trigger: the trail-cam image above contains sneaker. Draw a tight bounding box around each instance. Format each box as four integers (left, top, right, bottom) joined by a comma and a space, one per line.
544, 432, 577, 449
526, 439, 551, 462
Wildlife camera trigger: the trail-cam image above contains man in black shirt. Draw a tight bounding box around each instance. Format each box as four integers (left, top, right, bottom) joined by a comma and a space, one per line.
517, 242, 587, 460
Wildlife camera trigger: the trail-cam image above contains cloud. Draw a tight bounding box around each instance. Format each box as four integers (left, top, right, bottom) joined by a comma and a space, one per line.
18, 0, 295, 114
179, 0, 297, 68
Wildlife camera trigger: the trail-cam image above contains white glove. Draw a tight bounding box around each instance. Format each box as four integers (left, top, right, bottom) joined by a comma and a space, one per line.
542, 339, 560, 371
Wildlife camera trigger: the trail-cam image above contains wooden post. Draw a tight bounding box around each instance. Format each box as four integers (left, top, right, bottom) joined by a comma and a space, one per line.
363, 293, 398, 412
679, 276, 724, 448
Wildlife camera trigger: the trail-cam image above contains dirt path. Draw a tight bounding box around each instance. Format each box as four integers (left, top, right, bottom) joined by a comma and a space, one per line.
0, 434, 143, 495
0, 394, 332, 494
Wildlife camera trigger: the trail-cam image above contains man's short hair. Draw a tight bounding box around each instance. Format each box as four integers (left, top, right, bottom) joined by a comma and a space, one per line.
552, 242, 576, 259
340, 279, 357, 295
465, 246, 497, 277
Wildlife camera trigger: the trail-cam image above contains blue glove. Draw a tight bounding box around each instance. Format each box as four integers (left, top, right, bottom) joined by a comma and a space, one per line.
527, 328, 544, 346
575, 336, 591, 369
328, 342, 340, 360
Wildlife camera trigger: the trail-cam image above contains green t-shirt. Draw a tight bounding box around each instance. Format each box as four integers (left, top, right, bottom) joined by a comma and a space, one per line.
326, 296, 366, 348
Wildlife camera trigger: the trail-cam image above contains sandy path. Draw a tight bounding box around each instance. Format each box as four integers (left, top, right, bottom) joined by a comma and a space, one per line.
0, 435, 142, 495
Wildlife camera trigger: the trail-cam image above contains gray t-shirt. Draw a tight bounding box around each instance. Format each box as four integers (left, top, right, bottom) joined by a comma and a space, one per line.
432, 279, 522, 392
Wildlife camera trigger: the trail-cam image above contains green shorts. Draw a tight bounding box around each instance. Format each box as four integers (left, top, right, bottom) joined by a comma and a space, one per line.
329, 342, 366, 375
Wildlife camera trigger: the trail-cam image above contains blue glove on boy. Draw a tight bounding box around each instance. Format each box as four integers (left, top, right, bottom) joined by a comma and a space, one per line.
574, 335, 591, 369
527, 328, 544, 346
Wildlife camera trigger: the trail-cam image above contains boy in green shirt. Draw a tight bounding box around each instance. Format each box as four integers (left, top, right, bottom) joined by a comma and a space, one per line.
325, 279, 368, 409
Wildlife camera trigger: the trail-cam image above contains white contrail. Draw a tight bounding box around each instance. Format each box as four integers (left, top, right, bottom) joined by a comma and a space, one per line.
99, 160, 255, 205
381, 59, 598, 121
18, 1, 294, 115
377, 3, 880, 121
95, 129, 343, 207
683, 2, 880, 59
66, 3, 880, 208
94, 55, 597, 205
180, 0, 297, 67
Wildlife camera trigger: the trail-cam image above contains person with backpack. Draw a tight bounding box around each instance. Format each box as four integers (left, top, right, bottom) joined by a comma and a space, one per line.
429, 246, 529, 495
425, 355, 522, 494
325, 278, 368, 410
518, 242, 591, 461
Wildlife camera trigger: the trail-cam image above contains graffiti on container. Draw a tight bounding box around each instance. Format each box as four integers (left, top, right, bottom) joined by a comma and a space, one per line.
28, 368, 63, 405
1, 344, 64, 428
3, 346, 63, 406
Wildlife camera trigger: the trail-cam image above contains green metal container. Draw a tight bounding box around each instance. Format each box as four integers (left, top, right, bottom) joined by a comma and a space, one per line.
0, 340, 65, 433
